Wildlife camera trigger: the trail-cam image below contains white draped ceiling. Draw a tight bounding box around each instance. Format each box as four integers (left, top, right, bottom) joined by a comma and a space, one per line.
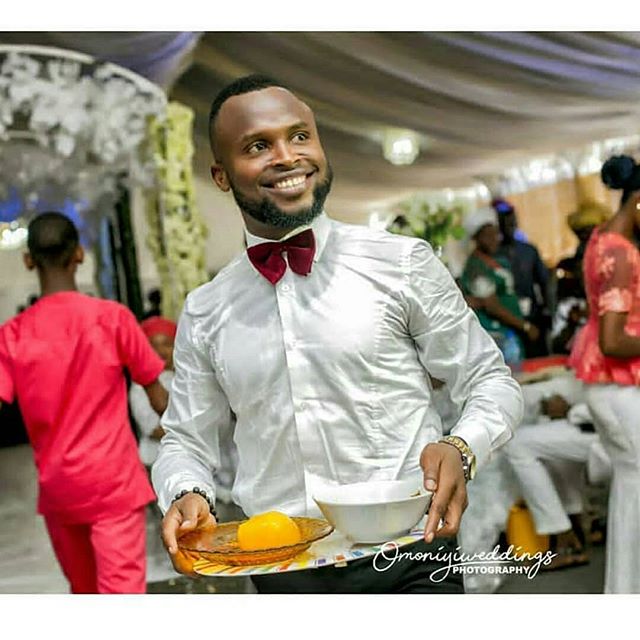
3, 31, 640, 217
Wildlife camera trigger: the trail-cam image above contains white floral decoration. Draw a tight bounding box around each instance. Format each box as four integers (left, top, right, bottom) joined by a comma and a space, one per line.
145, 102, 209, 320
0, 45, 167, 243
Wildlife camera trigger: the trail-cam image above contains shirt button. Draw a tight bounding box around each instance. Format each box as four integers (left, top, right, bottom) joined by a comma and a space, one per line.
299, 402, 308, 411
282, 284, 291, 292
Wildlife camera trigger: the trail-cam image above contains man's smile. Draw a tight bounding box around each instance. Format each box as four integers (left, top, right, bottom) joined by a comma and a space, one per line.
261, 170, 317, 197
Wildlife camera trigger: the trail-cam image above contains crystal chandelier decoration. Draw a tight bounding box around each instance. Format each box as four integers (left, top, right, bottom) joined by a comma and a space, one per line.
0, 45, 167, 249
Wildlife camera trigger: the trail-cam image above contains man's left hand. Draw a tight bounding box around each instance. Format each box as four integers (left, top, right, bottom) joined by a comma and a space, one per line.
420, 442, 468, 544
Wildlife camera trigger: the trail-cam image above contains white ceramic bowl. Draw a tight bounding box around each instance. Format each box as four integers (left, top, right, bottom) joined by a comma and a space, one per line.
313, 478, 431, 544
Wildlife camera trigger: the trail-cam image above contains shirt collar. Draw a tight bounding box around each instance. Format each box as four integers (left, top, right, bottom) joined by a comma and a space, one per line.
244, 212, 331, 263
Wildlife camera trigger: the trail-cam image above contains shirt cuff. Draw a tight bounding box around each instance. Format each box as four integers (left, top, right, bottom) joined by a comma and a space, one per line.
449, 422, 493, 470
156, 478, 218, 515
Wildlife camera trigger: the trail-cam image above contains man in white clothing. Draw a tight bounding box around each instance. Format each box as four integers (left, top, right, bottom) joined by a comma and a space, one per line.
505, 373, 611, 568
152, 75, 524, 593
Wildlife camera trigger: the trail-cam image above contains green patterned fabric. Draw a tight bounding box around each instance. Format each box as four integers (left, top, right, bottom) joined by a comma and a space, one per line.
460, 252, 523, 350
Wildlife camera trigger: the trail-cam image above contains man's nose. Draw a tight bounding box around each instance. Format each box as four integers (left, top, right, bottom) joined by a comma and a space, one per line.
271, 140, 297, 166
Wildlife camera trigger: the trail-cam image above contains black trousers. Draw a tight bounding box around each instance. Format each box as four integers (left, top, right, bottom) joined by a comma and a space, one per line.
251, 536, 464, 594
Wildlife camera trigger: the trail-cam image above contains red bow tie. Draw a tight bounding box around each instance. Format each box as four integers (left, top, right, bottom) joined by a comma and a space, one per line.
246, 228, 316, 285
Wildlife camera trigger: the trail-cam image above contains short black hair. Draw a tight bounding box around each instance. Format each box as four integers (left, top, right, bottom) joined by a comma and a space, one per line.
601, 155, 640, 205
27, 212, 80, 269
208, 74, 289, 157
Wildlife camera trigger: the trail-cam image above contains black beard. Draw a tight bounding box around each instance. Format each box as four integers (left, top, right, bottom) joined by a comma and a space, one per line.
230, 165, 333, 229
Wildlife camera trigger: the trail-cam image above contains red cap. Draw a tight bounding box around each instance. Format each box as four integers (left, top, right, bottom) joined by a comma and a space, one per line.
140, 317, 177, 340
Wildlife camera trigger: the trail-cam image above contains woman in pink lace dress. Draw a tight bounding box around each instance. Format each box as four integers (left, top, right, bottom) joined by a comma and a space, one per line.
569, 154, 640, 593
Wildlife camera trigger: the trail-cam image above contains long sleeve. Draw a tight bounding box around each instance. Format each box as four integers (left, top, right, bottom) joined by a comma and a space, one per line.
406, 241, 523, 467
115, 305, 165, 386
151, 306, 232, 513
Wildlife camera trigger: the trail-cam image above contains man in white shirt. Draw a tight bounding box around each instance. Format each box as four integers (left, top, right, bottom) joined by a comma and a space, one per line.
152, 75, 523, 593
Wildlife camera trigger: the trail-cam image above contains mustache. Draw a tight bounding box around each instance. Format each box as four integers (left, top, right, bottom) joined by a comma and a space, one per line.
230, 164, 334, 229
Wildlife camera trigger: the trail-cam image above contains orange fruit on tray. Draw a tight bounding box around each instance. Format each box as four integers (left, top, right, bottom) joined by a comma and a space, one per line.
237, 511, 302, 551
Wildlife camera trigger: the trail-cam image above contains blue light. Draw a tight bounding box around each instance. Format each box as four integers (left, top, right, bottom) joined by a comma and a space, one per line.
0, 188, 22, 223
0, 190, 91, 246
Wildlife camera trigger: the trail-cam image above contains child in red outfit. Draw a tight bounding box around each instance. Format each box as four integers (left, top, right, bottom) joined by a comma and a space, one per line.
0, 212, 168, 593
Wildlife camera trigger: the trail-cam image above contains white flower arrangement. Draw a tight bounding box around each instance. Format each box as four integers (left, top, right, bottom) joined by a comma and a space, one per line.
145, 102, 209, 320
389, 195, 465, 251
0, 49, 165, 166
0, 45, 167, 249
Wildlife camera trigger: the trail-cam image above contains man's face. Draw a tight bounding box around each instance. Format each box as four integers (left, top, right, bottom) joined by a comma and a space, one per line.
210, 87, 332, 232
499, 212, 517, 242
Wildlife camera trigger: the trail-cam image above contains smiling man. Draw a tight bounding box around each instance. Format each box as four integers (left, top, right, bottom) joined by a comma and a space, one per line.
209, 80, 333, 236
152, 75, 523, 593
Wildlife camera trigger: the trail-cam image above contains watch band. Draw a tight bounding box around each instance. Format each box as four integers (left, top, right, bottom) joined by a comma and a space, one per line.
439, 435, 477, 482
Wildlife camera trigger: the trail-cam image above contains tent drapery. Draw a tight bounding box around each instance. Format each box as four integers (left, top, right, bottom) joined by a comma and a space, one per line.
176, 32, 640, 213
2, 31, 640, 216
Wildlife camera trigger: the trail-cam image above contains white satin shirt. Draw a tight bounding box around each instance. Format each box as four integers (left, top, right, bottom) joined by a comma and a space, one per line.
152, 213, 523, 516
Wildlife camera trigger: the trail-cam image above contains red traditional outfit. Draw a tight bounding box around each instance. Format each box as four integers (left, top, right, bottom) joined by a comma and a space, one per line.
0, 292, 164, 593
570, 228, 640, 384
569, 228, 640, 593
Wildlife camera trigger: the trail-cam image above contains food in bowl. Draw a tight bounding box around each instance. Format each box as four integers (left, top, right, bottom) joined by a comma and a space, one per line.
313, 478, 432, 544
237, 511, 302, 551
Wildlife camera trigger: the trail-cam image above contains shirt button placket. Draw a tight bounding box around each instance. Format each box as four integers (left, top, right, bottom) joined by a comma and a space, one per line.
276, 276, 313, 473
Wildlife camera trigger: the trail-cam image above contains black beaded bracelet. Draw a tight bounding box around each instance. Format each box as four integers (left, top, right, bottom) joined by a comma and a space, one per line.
172, 487, 217, 519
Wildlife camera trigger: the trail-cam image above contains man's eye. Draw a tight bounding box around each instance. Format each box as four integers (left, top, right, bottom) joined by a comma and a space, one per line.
247, 141, 267, 154
292, 132, 309, 143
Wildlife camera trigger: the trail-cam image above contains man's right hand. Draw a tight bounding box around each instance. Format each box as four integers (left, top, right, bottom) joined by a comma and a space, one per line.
161, 492, 217, 576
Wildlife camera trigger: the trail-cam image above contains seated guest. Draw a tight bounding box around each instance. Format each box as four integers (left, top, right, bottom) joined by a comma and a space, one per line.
505, 373, 611, 569
550, 202, 610, 354
556, 201, 611, 298
551, 298, 588, 355
460, 206, 541, 365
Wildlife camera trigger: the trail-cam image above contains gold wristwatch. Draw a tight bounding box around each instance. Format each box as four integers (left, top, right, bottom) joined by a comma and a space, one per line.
439, 435, 477, 482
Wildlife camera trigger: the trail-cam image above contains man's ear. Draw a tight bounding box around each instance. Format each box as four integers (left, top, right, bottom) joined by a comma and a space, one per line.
211, 163, 231, 193
23, 253, 36, 271
74, 246, 85, 265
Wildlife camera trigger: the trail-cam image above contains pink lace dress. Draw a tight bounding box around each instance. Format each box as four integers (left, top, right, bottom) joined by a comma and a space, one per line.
569, 227, 640, 385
